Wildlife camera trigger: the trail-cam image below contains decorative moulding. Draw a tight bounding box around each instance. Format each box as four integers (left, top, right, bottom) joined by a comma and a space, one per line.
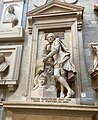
3, 102, 98, 120
27, 0, 84, 34
0, 45, 22, 85
0, 27, 24, 42
27, 1, 84, 17
3, 101, 98, 112
32, 0, 78, 8
3, 0, 25, 3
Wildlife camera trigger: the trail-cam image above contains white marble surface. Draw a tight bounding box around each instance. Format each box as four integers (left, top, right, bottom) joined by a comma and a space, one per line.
33, 0, 47, 7
64, 0, 78, 3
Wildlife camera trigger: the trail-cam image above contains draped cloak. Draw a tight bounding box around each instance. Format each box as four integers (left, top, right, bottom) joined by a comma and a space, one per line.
51, 38, 76, 80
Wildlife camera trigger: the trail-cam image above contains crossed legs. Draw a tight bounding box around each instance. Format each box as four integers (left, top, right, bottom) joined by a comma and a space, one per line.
54, 68, 74, 98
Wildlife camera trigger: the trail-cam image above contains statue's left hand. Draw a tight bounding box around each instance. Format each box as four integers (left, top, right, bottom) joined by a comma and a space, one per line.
43, 57, 48, 62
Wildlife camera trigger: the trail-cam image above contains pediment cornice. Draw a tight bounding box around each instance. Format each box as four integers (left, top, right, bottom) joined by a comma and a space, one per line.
27, 1, 84, 33
27, 0, 84, 17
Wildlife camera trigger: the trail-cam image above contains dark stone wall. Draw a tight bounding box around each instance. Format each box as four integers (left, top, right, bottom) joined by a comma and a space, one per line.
77, 0, 98, 88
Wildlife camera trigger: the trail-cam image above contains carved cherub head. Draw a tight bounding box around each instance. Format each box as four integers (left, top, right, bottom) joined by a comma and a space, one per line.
0, 54, 5, 64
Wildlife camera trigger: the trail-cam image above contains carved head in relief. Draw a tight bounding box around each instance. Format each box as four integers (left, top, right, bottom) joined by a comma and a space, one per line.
8, 5, 15, 14
38, 73, 47, 86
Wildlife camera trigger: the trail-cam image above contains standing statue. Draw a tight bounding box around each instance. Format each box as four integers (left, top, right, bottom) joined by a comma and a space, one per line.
0, 53, 9, 80
43, 33, 76, 98
91, 43, 98, 72
3, 5, 18, 27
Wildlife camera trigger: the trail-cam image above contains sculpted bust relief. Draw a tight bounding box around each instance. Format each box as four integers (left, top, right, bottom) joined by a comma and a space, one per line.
0, 53, 9, 80
3, 5, 18, 27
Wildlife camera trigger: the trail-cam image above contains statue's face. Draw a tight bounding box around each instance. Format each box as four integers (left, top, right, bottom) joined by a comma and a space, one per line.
47, 34, 55, 43
39, 74, 47, 86
8, 6, 14, 14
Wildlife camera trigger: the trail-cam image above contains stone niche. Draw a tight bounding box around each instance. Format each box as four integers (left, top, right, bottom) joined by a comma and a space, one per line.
27, 0, 84, 101
0, 2, 24, 42
0, 45, 22, 85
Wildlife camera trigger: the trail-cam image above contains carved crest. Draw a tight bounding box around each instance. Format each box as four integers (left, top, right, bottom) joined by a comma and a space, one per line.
33, 0, 48, 7
64, 0, 78, 4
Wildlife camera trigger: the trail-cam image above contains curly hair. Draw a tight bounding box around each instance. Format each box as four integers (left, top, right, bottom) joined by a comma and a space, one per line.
8, 5, 15, 14
47, 33, 56, 40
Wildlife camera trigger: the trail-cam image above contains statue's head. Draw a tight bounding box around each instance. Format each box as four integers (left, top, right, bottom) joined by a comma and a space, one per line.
8, 5, 15, 14
0, 53, 5, 64
92, 45, 98, 53
46, 33, 56, 43
38, 73, 47, 86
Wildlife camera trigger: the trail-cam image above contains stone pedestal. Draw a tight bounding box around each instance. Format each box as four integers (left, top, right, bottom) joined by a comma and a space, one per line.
31, 85, 57, 98
3, 102, 98, 120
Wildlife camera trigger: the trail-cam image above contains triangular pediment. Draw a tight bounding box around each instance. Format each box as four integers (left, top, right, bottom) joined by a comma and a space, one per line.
27, 0, 84, 16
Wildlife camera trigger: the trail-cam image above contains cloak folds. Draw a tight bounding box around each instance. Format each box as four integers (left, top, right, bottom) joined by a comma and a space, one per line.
53, 38, 76, 80
0, 62, 9, 72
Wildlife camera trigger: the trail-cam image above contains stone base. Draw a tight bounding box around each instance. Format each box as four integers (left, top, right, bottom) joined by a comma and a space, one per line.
31, 98, 77, 104
3, 102, 98, 120
31, 86, 57, 98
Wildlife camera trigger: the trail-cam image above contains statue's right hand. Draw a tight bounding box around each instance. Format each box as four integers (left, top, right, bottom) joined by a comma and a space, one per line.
43, 57, 48, 62
42, 54, 46, 57
43, 58, 46, 63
